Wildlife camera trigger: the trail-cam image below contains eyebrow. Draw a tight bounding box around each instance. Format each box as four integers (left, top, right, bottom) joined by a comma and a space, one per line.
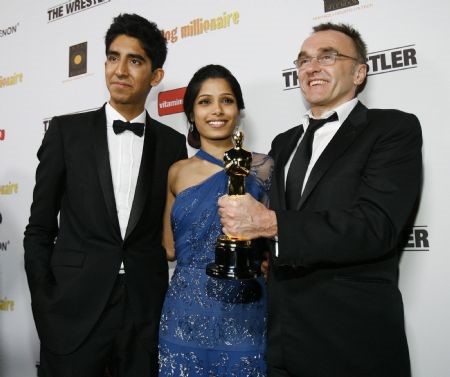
197, 92, 235, 97
107, 50, 147, 61
298, 47, 337, 58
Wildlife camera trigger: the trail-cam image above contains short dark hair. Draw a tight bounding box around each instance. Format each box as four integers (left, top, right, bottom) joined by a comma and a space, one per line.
184, 65, 245, 149
313, 22, 367, 63
312, 22, 368, 93
105, 13, 167, 70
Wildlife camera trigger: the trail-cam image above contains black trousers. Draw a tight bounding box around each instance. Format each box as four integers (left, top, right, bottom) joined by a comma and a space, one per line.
39, 275, 156, 377
267, 364, 296, 377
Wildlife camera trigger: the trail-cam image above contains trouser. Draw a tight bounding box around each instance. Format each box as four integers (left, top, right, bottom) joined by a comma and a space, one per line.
38, 275, 156, 377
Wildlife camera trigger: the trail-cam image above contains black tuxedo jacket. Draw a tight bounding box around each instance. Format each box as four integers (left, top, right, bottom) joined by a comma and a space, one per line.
24, 105, 187, 356
267, 102, 422, 377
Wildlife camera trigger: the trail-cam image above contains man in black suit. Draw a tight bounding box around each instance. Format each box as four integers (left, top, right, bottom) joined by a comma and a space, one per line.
219, 23, 422, 377
24, 14, 187, 377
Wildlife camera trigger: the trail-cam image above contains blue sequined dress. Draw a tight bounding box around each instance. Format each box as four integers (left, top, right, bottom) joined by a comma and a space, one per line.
159, 149, 273, 377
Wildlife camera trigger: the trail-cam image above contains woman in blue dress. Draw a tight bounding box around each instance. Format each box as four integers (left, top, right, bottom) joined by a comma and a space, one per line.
158, 64, 273, 376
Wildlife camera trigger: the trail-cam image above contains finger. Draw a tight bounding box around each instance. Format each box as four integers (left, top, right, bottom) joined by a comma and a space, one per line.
261, 260, 269, 273
217, 196, 225, 208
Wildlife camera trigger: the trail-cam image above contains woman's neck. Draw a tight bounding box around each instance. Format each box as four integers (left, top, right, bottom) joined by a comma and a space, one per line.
200, 139, 234, 161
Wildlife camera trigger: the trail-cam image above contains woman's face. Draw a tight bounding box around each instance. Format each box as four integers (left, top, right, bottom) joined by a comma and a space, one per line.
192, 78, 240, 143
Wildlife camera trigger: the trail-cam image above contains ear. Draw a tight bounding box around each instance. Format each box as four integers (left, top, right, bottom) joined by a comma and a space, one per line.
353, 63, 367, 86
150, 68, 164, 87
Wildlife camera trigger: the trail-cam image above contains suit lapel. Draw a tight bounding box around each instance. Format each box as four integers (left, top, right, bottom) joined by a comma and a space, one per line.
297, 102, 368, 209
93, 105, 122, 237
124, 113, 155, 240
271, 126, 303, 210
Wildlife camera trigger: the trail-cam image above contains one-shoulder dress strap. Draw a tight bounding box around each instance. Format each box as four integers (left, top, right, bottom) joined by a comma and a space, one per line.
195, 149, 224, 168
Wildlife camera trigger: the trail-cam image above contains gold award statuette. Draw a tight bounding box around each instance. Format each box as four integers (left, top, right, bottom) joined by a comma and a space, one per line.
206, 131, 261, 280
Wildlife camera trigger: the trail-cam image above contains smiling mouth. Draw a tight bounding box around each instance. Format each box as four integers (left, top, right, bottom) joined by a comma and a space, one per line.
309, 79, 327, 87
207, 120, 227, 128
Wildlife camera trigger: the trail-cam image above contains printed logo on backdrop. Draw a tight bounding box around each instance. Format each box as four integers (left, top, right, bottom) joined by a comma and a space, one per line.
43, 118, 51, 134
47, 0, 111, 23
0, 182, 19, 195
402, 226, 430, 252
0, 297, 15, 311
69, 42, 88, 77
158, 87, 186, 116
367, 45, 417, 76
282, 44, 418, 90
324, 0, 359, 12
0, 240, 10, 253
0, 22, 20, 38
314, 0, 373, 20
281, 67, 299, 91
161, 11, 240, 44
0, 72, 23, 89
0, 129, 5, 140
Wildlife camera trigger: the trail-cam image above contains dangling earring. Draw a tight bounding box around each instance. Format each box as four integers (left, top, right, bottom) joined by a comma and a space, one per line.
187, 118, 194, 133
188, 112, 195, 133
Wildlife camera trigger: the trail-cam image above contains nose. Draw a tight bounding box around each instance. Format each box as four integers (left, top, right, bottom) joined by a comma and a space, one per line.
115, 58, 129, 77
305, 57, 321, 73
212, 102, 223, 115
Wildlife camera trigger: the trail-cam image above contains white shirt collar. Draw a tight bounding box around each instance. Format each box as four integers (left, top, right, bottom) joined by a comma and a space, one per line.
302, 98, 359, 130
105, 102, 147, 127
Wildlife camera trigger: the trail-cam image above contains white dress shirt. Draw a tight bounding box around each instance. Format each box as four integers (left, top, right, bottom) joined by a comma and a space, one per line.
274, 98, 358, 256
284, 98, 359, 193
105, 103, 146, 272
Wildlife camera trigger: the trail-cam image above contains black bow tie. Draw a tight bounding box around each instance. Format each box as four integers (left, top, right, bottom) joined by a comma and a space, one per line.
112, 119, 145, 137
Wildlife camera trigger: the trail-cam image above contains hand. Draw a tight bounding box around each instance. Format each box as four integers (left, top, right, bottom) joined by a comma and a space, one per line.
218, 194, 277, 240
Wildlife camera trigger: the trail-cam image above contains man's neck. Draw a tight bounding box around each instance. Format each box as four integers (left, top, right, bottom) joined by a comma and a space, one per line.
310, 97, 357, 118
108, 101, 145, 121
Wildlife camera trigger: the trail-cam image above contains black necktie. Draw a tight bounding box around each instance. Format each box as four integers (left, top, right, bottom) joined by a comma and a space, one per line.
285, 112, 338, 209
112, 119, 145, 137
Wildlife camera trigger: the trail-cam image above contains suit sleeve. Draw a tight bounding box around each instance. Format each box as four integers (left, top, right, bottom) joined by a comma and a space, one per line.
177, 135, 188, 161
274, 112, 423, 267
24, 117, 65, 294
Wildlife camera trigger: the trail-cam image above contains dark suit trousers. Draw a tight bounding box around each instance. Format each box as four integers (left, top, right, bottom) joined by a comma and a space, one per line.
267, 364, 293, 377
38, 275, 156, 377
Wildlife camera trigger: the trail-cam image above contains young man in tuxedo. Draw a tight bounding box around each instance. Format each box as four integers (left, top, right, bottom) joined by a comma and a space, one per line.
24, 13, 187, 377
219, 23, 422, 377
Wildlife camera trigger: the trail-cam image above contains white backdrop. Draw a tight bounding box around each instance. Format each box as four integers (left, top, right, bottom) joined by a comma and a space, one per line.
1, 1, 449, 376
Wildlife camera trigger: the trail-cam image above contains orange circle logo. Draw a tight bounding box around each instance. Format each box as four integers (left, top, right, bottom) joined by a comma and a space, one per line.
73, 54, 82, 65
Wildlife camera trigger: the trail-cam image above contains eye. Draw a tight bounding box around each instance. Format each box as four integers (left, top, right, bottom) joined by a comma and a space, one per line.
130, 58, 141, 65
298, 57, 310, 67
197, 99, 211, 105
222, 97, 235, 104
319, 54, 334, 64
107, 54, 118, 62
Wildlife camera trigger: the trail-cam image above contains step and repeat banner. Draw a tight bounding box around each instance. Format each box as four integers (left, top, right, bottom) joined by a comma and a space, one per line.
1, 0, 449, 376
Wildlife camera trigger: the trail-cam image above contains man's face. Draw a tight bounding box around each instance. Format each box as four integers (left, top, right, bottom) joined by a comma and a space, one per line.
298, 30, 366, 116
105, 34, 163, 114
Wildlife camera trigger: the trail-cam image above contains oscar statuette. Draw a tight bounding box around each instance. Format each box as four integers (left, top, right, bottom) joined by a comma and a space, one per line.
206, 131, 261, 280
